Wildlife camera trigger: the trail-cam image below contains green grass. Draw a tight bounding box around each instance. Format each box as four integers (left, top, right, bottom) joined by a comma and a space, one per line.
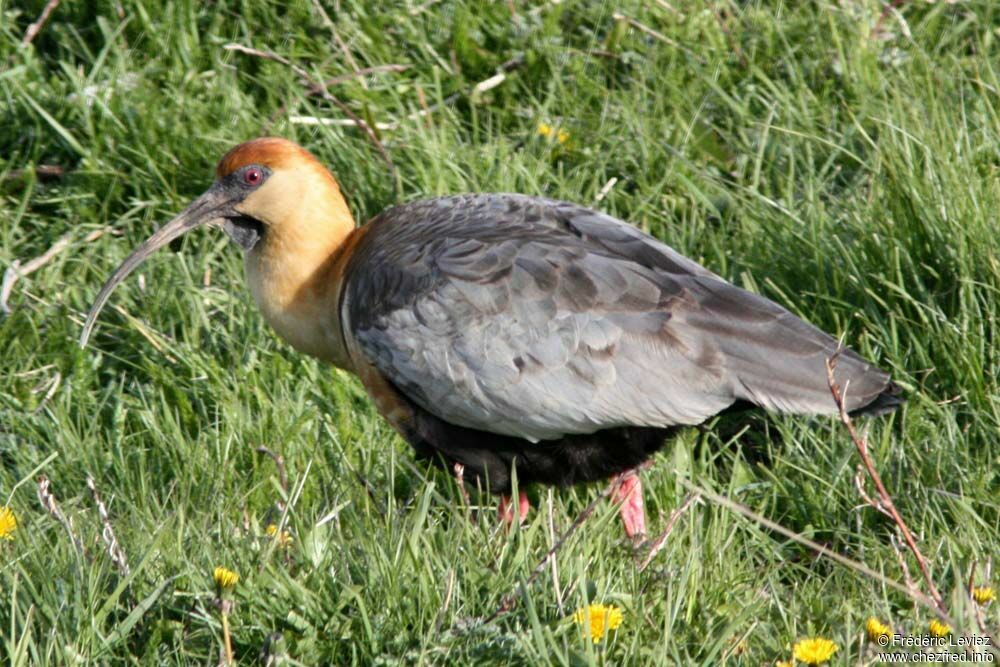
2, 0, 999, 663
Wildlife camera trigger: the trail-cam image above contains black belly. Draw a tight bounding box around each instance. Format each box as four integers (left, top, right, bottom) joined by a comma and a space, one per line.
398, 393, 678, 493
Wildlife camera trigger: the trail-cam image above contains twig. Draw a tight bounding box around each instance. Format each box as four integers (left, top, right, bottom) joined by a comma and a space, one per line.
465, 56, 524, 104
223, 43, 310, 80
288, 93, 459, 132
37, 475, 86, 557
289, 55, 519, 130
611, 12, 704, 63
889, 533, 921, 602
825, 354, 947, 615
3, 164, 66, 181
637, 492, 700, 571
224, 43, 400, 197
21, 0, 61, 45
309, 65, 411, 91
853, 465, 893, 519
409, 0, 441, 16
483, 476, 626, 625
2, 227, 110, 314
265, 64, 410, 128
281, 56, 521, 138
86, 476, 130, 576
323, 13, 368, 90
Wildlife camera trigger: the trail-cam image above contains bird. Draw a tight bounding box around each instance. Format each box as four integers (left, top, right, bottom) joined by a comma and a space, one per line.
80, 137, 902, 539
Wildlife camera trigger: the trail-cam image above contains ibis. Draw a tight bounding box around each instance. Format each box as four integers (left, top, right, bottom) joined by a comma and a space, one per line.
81, 137, 901, 538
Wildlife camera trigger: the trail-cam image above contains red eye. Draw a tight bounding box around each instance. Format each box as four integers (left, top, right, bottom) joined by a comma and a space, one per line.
243, 168, 263, 186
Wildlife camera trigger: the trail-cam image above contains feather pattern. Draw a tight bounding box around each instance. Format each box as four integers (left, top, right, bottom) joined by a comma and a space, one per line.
343, 194, 897, 443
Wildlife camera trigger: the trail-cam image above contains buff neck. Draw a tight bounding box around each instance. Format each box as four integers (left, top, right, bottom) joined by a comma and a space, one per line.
239, 165, 360, 370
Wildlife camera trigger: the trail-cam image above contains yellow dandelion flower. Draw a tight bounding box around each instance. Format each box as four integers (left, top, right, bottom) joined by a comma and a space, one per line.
775, 661, 793, 667
0, 507, 16, 540
928, 619, 951, 638
265, 523, 293, 547
866, 616, 891, 641
972, 586, 996, 606
792, 637, 838, 665
572, 603, 623, 643
213, 566, 239, 590
537, 122, 570, 145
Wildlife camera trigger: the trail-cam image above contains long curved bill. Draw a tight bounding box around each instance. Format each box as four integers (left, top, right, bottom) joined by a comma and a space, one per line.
79, 186, 230, 348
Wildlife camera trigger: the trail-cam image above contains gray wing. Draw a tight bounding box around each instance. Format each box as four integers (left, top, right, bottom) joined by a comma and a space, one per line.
344, 194, 895, 442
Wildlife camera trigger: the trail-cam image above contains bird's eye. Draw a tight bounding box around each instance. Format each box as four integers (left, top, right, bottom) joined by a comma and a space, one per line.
243, 168, 263, 186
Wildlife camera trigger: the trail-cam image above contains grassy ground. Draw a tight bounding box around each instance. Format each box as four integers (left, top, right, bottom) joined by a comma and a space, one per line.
2, 0, 999, 664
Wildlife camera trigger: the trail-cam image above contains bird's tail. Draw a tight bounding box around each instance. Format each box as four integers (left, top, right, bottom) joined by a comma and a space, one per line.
848, 380, 904, 417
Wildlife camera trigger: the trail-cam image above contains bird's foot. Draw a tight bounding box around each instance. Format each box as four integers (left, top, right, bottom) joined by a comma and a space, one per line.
611, 469, 646, 542
498, 490, 530, 525
452, 463, 472, 506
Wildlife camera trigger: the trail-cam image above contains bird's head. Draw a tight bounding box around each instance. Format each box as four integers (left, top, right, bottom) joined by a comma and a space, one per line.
79, 137, 354, 347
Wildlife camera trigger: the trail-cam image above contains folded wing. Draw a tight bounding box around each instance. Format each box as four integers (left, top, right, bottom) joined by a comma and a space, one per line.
344, 194, 897, 442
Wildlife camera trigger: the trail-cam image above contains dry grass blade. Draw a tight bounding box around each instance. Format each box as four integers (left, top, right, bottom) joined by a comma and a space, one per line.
2, 227, 110, 314
86, 476, 130, 576
3, 164, 66, 181
30, 370, 61, 415
37, 475, 86, 557
637, 492, 700, 571
611, 12, 703, 62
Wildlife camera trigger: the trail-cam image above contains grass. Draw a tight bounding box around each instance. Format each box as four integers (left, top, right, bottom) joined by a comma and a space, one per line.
1, 0, 999, 663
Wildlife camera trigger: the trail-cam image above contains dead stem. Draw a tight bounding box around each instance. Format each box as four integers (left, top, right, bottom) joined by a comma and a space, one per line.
825, 354, 947, 615
37, 476, 86, 557
223, 43, 400, 198
2, 228, 110, 314
637, 492, 700, 571
86, 476, 130, 576
21, 0, 61, 45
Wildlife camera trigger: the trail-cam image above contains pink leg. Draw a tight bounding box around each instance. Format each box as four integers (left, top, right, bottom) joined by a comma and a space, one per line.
498, 490, 530, 525
612, 469, 646, 540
